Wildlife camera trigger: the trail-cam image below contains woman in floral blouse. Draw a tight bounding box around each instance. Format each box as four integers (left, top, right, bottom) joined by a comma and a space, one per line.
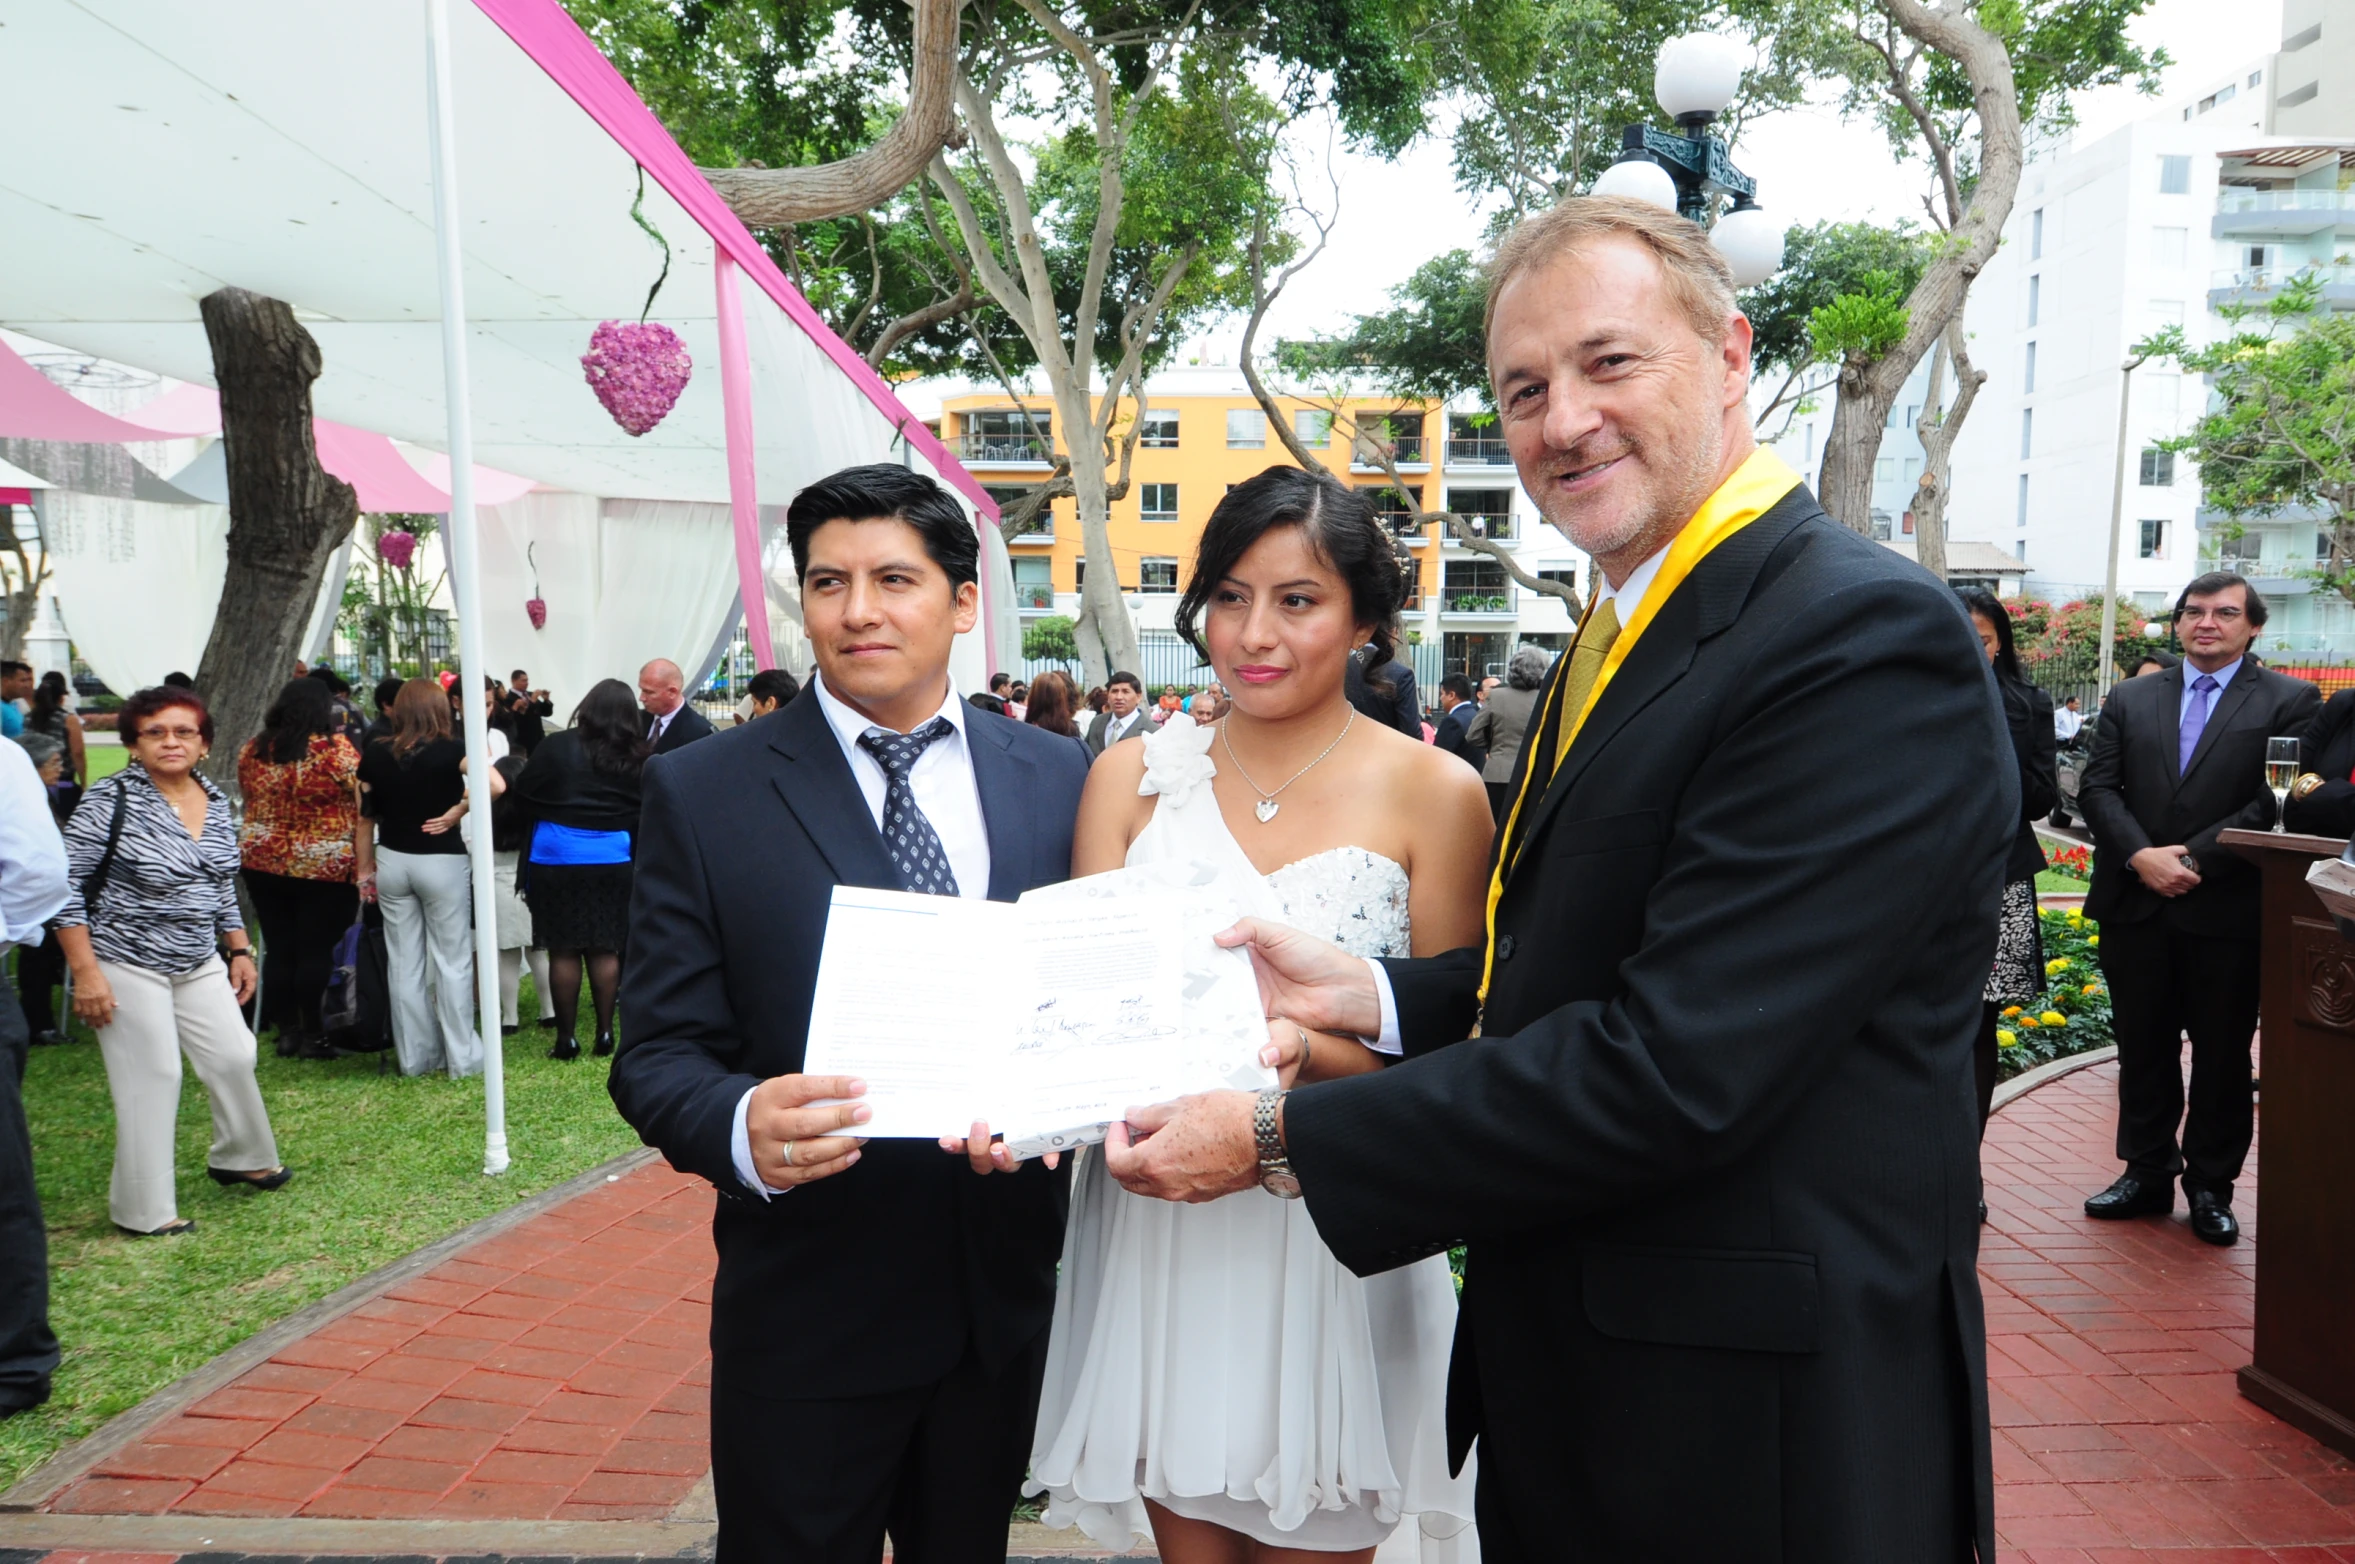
238, 677, 369, 1059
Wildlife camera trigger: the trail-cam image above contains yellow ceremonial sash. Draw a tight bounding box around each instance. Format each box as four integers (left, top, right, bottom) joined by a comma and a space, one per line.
1476, 445, 1802, 1008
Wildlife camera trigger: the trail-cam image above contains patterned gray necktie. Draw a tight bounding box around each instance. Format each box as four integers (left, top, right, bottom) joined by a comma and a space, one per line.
858, 718, 961, 896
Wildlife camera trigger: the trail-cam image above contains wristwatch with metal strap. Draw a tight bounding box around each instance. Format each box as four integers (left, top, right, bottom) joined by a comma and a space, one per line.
1254, 1087, 1300, 1199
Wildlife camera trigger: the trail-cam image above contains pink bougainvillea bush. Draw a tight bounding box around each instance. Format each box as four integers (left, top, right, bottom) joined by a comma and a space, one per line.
376, 528, 418, 569
582, 319, 692, 436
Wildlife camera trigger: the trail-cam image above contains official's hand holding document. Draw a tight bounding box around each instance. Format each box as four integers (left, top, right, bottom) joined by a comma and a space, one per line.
801, 860, 1275, 1156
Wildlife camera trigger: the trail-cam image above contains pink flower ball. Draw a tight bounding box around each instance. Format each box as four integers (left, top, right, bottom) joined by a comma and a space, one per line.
525, 597, 548, 630
582, 320, 693, 437
377, 529, 418, 570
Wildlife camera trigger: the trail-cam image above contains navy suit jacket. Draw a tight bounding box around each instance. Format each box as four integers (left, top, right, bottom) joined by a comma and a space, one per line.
610, 688, 1087, 1398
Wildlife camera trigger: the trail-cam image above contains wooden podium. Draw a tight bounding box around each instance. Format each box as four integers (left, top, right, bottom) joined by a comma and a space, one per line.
2222, 827, 2355, 1457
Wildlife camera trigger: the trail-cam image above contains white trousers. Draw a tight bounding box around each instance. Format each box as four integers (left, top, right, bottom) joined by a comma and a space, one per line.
498, 947, 553, 1028
376, 847, 482, 1079
94, 955, 280, 1233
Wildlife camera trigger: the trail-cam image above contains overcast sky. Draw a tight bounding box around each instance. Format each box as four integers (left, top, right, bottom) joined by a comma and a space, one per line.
1245, 0, 2286, 346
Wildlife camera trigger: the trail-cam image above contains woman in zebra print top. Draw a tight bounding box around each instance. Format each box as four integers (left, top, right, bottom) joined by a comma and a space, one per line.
54, 686, 290, 1237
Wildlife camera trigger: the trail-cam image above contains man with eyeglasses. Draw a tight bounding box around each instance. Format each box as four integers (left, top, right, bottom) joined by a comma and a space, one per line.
2078, 571, 2320, 1245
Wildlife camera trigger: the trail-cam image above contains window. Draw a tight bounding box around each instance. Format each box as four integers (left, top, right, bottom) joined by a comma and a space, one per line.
1886, 402, 1902, 429
1354, 411, 1426, 465
1361, 486, 1418, 537
1442, 558, 1510, 612
1901, 511, 1916, 536
2249, 69, 2263, 87
2020, 408, 2034, 460
2017, 473, 2030, 529
1225, 409, 1266, 449
987, 485, 1050, 538
1140, 482, 1179, 522
2216, 83, 2237, 105
2140, 448, 2175, 487
2159, 154, 2191, 194
1537, 566, 1579, 597
2030, 208, 2044, 260
2027, 275, 2041, 327
966, 410, 1050, 463
2023, 341, 2037, 393
2246, 243, 2271, 270
1446, 488, 1515, 541
2199, 93, 2217, 113
1905, 404, 1920, 429
2151, 226, 2187, 269
2138, 519, 2168, 560
1876, 457, 1897, 483
1138, 409, 1179, 448
1011, 556, 1054, 610
2016, 540, 2027, 563
1140, 557, 1179, 594
2220, 531, 2262, 566
1902, 457, 1922, 489
1293, 410, 1332, 446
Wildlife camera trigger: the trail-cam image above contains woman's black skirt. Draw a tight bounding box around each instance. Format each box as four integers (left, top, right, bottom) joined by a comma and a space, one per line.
527, 861, 634, 953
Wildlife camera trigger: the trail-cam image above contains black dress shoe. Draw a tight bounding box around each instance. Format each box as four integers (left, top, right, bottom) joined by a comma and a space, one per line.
209, 1165, 294, 1191
2085, 1174, 2173, 1219
593, 1031, 615, 1057
549, 1035, 580, 1061
1978, 1200, 1989, 1225
2188, 1190, 2239, 1245
274, 1028, 305, 1058
30, 1029, 66, 1047
501, 1023, 520, 1036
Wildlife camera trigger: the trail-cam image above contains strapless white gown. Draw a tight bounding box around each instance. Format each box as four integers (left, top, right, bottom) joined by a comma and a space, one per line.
1027, 716, 1477, 1559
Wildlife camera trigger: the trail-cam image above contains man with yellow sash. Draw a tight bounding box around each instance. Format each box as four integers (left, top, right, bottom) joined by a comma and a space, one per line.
1104, 196, 2014, 1562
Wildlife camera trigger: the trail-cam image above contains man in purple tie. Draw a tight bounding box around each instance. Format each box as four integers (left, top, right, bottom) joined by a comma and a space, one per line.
2077, 572, 2320, 1244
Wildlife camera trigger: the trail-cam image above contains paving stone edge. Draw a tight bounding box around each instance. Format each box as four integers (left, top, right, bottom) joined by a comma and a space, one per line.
1988, 1043, 2117, 1115
0, 1146, 662, 1514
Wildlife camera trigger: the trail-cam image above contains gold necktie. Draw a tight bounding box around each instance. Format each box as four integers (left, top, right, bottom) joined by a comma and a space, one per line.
1552, 596, 1623, 768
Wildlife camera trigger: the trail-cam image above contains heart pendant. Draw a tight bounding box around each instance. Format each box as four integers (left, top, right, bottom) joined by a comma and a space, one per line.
1255, 799, 1280, 823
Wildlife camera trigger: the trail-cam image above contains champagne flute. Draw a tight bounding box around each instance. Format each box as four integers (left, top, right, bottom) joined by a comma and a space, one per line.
2267, 736, 2300, 833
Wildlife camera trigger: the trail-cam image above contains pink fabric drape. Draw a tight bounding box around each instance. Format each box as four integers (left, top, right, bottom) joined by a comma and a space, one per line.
0, 339, 187, 442
712, 252, 777, 672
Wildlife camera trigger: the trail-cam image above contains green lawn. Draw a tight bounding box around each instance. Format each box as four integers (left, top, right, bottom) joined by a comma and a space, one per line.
2035, 870, 2090, 895
1, 976, 644, 1493
82, 742, 128, 783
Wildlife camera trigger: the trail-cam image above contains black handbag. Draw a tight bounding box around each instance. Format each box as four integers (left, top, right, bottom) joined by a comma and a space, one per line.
321, 903, 394, 1054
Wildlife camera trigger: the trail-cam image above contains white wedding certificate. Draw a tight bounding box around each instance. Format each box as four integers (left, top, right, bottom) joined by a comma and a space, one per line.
801, 861, 1276, 1156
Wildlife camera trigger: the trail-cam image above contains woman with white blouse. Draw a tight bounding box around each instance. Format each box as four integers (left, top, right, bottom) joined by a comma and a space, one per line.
54, 686, 289, 1237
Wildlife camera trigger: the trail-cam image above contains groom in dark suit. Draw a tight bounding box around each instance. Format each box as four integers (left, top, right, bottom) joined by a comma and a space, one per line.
611, 465, 1087, 1563
1103, 198, 2014, 1561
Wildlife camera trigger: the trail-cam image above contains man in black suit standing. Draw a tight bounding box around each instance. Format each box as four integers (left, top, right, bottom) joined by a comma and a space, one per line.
611, 465, 1087, 1563
2077, 572, 2317, 1245
502, 668, 553, 755
639, 658, 716, 754
1100, 196, 2012, 1561
1431, 674, 1482, 770
1083, 669, 1149, 755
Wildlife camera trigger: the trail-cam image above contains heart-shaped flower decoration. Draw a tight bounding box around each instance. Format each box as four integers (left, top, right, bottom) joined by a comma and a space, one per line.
525, 596, 548, 630
582, 319, 692, 437
377, 529, 418, 570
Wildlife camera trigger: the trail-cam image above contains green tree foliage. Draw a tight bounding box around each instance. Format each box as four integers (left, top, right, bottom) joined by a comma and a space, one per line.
1744, 221, 1932, 380
1279, 248, 1489, 404
1022, 613, 1081, 665
2142, 275, 2355, 603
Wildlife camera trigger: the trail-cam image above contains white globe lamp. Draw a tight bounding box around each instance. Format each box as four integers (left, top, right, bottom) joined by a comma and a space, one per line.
1591, 156, 1679, 212
1711, 200, 1786, 287
1654, 32, 1748, 123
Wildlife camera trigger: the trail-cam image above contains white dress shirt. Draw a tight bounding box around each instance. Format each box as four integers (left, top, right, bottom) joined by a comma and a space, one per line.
0, 740, 69, 952
646, 706, 678, 745
1361, 543, 1673, 1053
732, 671, 992, 1196
1100, 707, 1146, 748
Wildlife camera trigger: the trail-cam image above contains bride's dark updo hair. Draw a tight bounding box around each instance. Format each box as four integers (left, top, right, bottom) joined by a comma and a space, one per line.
1174, 466, 1408, 675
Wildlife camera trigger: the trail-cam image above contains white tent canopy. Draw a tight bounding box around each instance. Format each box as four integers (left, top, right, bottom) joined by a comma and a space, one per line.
1, 0, 1015, 1174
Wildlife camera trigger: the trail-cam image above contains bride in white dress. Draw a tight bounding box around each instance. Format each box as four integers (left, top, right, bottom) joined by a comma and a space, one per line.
1028, 468, 1495, 1563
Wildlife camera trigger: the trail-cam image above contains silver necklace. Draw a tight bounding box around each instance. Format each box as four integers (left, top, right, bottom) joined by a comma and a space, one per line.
1220, 710, 1355, 823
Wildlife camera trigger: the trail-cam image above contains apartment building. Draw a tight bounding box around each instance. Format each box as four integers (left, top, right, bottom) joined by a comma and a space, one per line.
1942, 3, 2354, 650
913, 353, 1579, 686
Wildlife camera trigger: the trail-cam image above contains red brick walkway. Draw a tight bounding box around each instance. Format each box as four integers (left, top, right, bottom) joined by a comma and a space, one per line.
41, 1167, 716, 1522
1984, 1056, 2355, 1559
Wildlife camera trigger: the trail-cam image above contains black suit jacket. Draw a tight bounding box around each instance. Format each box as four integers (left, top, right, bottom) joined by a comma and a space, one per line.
1432, 701, 1481, 771
2079, 659, 2319, 937
647, 704, 716, 755
2283, 687, 2355, 836
609, 692, 1086, 1398
1345, 650, 1422, 738
1284, 487, 2009, 1562
1998, 674, 2059, 882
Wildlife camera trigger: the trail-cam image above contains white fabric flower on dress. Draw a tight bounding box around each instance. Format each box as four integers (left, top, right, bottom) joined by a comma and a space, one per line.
1137, 711, 1214, 805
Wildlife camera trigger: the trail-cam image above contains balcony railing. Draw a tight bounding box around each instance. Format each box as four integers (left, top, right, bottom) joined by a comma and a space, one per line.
1442, 591, 1514, 615
1352, 436, 1427, 468
949, 433, 1055, 465
2217, 190, 2355, 216
1445, 437, 1512, 465
1447, 516, 1516, 543
2210, 264, 2355, 292
1014, 583, 1056, 610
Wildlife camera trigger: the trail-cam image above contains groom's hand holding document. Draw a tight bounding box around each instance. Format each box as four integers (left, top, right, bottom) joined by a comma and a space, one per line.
740, 1073, 869, 1191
